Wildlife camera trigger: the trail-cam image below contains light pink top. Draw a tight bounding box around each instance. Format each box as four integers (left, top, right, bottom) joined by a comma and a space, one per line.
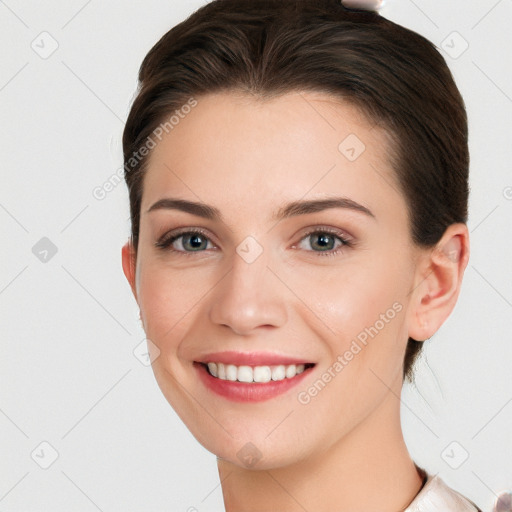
405, 473, 481, 512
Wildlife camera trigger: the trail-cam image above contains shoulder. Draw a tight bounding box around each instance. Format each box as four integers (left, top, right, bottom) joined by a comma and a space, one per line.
405, 472, 482, 512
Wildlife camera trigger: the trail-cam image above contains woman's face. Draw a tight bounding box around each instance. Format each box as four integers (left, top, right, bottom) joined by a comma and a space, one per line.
123, 91, 425, 469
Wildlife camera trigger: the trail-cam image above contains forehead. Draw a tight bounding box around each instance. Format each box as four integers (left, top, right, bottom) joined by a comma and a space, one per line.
141, 91, 403, 222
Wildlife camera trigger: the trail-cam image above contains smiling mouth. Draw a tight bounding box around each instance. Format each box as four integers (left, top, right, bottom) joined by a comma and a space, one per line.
199, 361, 316, 383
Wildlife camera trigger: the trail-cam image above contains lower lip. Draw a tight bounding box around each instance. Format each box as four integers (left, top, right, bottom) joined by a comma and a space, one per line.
194, 362, 315, 403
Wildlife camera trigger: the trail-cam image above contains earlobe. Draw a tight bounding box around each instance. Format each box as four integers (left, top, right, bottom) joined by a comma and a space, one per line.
121, 239, 138, 303
408, 223, 470, 342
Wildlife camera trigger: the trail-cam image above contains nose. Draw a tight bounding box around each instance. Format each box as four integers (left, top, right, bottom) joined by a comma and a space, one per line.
208, 246, 288, 335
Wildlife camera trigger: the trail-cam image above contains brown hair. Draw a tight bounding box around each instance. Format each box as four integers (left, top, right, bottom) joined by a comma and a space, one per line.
122, 0, 469, 383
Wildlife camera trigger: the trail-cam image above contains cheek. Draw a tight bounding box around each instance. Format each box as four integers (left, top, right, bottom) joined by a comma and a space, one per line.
305, 258, 399, 313
136, 261, 209, 352
292, 263, 408, 420
288, 253, 409, 364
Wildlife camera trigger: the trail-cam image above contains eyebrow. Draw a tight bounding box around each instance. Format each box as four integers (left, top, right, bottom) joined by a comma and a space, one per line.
146, 196, 376, 222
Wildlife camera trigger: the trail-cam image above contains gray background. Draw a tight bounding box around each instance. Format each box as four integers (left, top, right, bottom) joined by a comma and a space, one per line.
1, 1, 511, 510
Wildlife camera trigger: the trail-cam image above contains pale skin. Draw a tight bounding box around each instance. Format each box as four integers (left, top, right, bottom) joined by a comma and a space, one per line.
122, 91, 470, 511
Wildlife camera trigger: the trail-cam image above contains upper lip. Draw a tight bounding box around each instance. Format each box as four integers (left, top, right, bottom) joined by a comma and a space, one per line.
195, 351, 315, 366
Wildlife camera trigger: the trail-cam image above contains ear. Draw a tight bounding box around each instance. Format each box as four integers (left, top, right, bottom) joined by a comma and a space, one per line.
121, 239, 138, 304
407, 223, 470, 342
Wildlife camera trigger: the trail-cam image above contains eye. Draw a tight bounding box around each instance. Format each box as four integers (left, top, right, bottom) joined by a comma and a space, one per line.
154, 228, 215, 255
293, 227, 353, 258
154, 226, 354, 258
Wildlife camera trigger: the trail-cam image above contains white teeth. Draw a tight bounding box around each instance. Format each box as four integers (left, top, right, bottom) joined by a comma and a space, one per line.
207, 362, 217, 376
271, 365, 286, 381
237, 365, 253, 382
253, 366, 272, 383
205, 362, 308, 382
285, 364, 297, 378
225, 364, 237, 381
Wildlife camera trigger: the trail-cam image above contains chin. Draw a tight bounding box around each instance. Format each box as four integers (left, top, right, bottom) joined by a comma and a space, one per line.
201, 428, 315, 471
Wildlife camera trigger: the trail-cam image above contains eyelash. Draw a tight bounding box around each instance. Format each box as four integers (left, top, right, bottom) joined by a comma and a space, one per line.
154, 227, 354, 258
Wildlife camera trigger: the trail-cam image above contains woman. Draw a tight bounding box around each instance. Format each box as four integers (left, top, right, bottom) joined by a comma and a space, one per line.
121, 0, 482, 510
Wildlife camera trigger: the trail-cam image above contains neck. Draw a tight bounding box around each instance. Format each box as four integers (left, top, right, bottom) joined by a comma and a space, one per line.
217, 376, 424, 512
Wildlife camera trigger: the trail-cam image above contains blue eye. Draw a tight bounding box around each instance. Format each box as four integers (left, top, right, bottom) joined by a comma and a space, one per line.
154, 227, 353, 257
155, 229, 213, 253
295, 229, 352, 257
